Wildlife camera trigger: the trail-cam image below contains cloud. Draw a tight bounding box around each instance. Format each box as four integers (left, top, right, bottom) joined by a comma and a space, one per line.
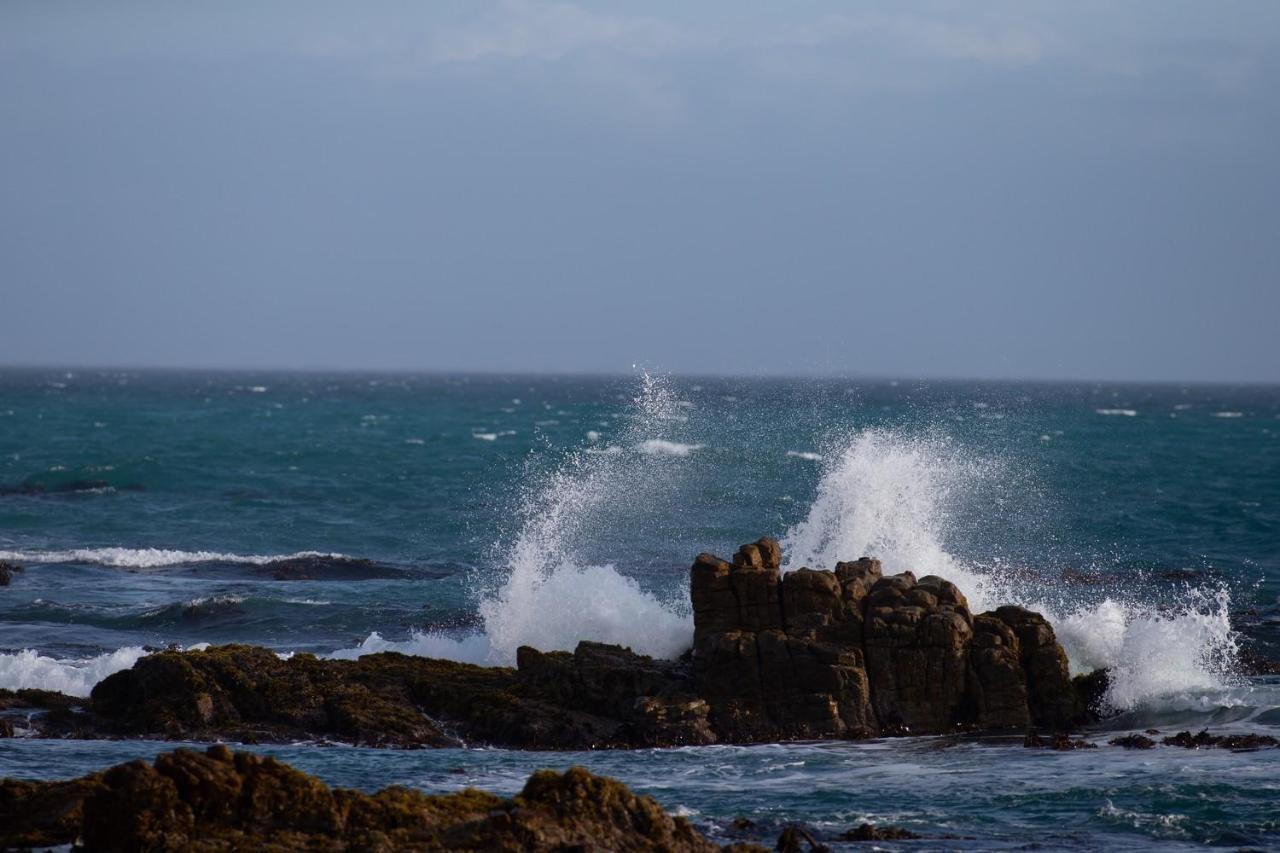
426, 0, 698, 64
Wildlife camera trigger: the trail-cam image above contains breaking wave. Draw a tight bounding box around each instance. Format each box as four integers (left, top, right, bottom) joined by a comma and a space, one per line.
780, 427, 1242, 713
0, 647, 148, 697
0, 548, 348, 569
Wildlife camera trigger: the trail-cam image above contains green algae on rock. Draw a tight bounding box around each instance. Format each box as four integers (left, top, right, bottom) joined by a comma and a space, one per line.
0, 745, 741, 852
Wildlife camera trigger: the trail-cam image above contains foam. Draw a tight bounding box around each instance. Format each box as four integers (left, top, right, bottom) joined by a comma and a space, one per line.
786, 450, 823, 461
1044, 587, 1240, 712
635, 439, 702, 456
1095, 408, 1138, 417
0, 548, 348, 569
1212, 411, 1244, 418
0, 647, 148, 697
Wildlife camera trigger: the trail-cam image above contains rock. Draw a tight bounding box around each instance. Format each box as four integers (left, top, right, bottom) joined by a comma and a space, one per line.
841, 822, 922, 841
1109, 733, 1156, 749
775, 824, 829, 852
264, 555, 408, 581
0, 745, 728, 851
14, 537, 1095, 748
691, 539, 1086, 739
1161, 729, 1279, 750
0, 561, 22, 586
1023, 731, 1096, 750
0, 718, 13, 738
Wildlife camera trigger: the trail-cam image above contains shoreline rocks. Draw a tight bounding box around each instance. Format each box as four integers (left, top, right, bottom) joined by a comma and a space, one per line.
0, 745, 737, 851
4, 538, 1102, 748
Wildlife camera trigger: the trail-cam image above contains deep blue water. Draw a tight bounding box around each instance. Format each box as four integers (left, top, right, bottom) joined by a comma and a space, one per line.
1, 368, 1278, 849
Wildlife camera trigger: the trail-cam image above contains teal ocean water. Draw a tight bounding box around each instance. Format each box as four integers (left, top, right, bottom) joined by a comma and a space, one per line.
2, 368, 1278, 849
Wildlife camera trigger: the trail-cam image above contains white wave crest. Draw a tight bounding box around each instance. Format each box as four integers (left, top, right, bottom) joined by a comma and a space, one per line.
635, 439, 702, 457
1212, 411, 1244, 419
786, 450, 824, 461
1095, 408, 1138, 417
0, 647, 148, 697
0, 548, 348, 569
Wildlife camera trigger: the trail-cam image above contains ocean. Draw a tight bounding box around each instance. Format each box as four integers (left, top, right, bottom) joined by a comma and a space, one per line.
1, 368, 1278, 849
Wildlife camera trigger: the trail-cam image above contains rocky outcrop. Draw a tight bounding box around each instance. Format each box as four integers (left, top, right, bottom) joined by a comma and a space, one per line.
9, 538, 1091, 748
691, 538, 1081, 739
0, 745, 734, 851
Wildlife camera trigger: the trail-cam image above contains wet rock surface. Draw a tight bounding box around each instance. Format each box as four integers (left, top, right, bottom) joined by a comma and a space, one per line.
10, 539, 1101, 748
0, 745, 733, 852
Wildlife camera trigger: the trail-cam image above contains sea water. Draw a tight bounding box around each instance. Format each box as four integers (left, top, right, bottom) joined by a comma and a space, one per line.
1, 369, 1277, 849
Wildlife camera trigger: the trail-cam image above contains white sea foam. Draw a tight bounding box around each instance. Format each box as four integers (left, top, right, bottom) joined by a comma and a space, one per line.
1095, 408, 1138, 417
473, 432, 498, 441
635, 439, 703, 456
786, 450, 823, 461
1212, 411, 1244, 419
0, 647, 148, 697
0, 548, 348, 569
1043, 587, 1240, 712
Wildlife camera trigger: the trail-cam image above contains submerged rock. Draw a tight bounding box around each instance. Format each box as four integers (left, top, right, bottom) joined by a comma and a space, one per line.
0, 560, 22, 586
0, 745, 731, 851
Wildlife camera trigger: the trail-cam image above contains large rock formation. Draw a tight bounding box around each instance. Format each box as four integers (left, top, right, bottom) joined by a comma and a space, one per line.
0, 745, 734, 851
691, 538, 1080, 739
3, 538, 1088, 748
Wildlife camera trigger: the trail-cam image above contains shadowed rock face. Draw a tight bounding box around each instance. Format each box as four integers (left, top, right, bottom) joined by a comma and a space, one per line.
0, 746, 731, 852
6, 538, 1089, 748
691, 538, 1081, 739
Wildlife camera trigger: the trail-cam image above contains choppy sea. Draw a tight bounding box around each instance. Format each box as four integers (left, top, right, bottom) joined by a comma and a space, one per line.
1, 368, 1278, 850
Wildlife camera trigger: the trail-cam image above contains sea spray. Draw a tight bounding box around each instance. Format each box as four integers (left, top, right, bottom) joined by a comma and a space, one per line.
335, 374, 698, 666
780, 427, 1243, 711
781, 428, 1007, 613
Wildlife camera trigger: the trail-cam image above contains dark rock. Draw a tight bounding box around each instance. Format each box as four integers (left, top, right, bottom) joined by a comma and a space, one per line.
1072, 668, 1110, 719
1024, 731, 1095, 750
1161, 729, 1279, 750
0, 718, 13, 738
0, 560, 22, 585
775, 824, 829, 852
0, 745, 727, 851
264, 555, 407, 581
1109, 733, 1157, 749
841, 822, 922, 841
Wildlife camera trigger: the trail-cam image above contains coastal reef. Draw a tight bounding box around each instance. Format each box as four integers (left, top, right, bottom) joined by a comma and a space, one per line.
4, 538, 1093, 748
0, 745, 735, 851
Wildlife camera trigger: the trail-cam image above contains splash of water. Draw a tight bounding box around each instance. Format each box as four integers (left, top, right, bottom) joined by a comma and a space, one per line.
781, 427, 1242, 711
340, 373, 696, 666
781, 429, 1005, 613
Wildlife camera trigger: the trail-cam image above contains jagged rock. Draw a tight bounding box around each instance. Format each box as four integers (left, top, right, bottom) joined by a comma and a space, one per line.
0, 745, 731, 851
691, 539, 1084, 739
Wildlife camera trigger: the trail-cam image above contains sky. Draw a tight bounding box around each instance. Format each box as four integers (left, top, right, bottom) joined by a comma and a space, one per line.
2, 1, 1278, 382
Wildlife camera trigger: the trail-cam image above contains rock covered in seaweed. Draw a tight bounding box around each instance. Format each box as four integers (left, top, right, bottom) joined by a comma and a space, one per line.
0, 745, 733, 851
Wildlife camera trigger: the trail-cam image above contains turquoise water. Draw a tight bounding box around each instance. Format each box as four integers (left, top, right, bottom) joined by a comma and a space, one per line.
1, 368, 1279, 849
